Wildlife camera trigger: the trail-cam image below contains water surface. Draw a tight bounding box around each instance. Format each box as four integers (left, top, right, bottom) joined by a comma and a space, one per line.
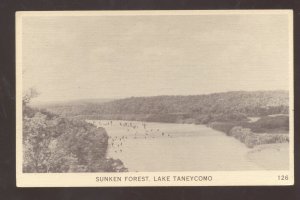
88, 120, 262, 171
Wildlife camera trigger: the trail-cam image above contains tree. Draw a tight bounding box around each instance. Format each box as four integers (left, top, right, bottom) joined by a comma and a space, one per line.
23, 98, 127, 172
23, 88, 39, 106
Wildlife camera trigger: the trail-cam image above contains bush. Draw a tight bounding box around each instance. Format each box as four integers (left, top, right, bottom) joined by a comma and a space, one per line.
228, 126, 289, 148
23, 105, 127, 173
243, 116, 289, 133
209, 122, 236, 135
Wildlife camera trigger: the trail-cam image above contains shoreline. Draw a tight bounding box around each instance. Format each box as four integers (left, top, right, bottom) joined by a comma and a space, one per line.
87, 118, 289, 149
208, 122, 289, 148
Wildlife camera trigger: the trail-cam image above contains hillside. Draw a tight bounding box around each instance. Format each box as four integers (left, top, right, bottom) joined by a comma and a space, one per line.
45, 90, 289, 124
23, 105, 127, 173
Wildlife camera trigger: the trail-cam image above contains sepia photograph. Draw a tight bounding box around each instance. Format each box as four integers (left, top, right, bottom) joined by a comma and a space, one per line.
16, 10, 294, 187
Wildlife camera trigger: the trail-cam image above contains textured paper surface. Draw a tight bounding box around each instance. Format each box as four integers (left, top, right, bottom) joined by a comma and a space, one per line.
16, 10, 294, 187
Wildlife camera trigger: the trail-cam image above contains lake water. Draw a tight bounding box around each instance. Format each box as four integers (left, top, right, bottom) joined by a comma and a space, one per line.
88, 120, 262, 171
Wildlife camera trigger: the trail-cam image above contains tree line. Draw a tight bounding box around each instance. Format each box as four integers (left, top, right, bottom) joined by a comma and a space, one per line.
45, 90, 289, 126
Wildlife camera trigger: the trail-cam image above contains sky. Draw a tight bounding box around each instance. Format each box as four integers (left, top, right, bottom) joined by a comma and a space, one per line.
21, 13, 291, 103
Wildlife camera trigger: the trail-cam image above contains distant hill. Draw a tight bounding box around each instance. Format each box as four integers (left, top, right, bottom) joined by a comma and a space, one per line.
43, 90, 289, 124
31, 98, 114, 108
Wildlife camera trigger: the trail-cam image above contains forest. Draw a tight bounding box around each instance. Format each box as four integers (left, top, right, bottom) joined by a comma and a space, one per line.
44, 90, 289, 126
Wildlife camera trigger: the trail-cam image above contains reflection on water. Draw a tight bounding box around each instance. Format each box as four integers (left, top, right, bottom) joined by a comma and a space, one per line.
88, 120, 262, 171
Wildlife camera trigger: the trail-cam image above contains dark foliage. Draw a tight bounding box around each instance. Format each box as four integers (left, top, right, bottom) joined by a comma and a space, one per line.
243, 116, 289, 133
23, 105, 127, 173
208, 122, 237, 135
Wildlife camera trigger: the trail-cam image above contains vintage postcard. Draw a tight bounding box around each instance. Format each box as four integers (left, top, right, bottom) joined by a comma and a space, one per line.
16, 10, 294, 187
